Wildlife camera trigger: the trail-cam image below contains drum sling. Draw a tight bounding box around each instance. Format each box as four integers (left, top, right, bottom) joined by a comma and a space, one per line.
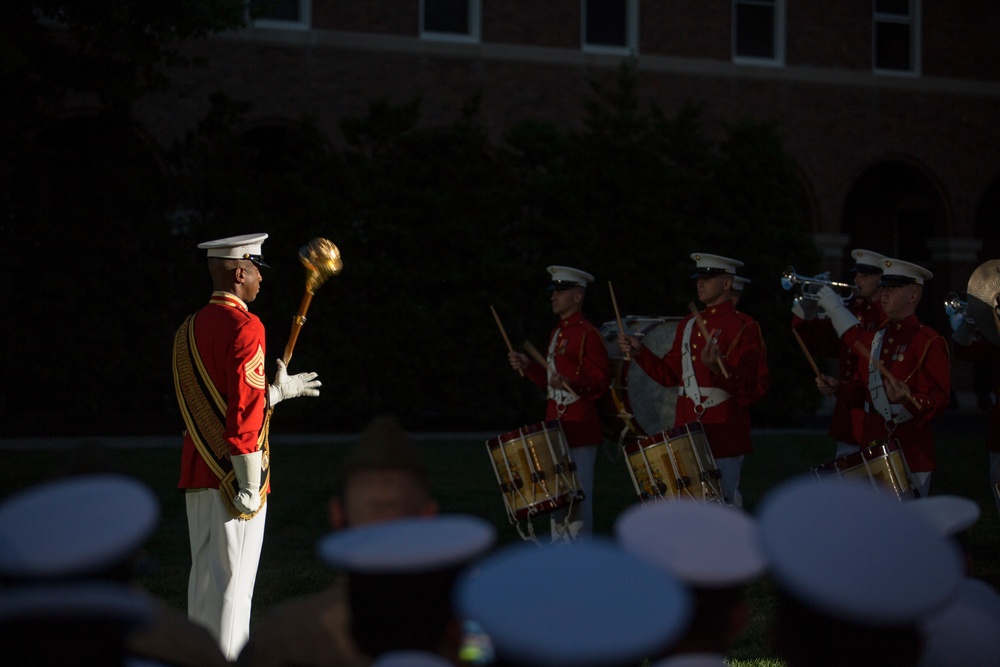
173, 313, 270, 520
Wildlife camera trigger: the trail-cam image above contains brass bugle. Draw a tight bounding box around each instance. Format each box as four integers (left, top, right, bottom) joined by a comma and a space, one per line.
943, 291, 967, 319
943, 291, 972, 333
781, 265, 858, 302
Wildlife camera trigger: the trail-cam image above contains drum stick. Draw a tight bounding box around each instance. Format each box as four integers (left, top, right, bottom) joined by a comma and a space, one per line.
522, 340, 579, 399
688, 302, 729, 379
792, 329, 823, 379
851, 340, 922, 410
490, 305, 523, 377
608, 281, 630, 361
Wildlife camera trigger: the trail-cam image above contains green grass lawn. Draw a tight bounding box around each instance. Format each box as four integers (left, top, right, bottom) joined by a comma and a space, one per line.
3, 423, 998, 667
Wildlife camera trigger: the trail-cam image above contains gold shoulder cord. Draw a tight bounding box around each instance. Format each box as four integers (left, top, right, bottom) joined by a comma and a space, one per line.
172, 314, 270, 520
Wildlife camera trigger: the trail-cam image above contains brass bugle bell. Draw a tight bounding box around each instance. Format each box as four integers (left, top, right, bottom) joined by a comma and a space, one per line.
943, 291, 972, 334
943, 291, 968, 319
781, 265, 858, 303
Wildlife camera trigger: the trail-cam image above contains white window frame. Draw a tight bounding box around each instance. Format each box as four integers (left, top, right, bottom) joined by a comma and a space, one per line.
581, 0, 639, 56
252, 0, 311, 31
732, 0, 786, 66
420, 0, 482, 44
872, 0, 921, 76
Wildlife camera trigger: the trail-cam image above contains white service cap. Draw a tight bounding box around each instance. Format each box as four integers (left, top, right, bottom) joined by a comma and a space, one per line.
732, 275, 751, 292
197, 233, 269, 267
371, 650, 455, 667
919, 577, 1000, 667
546, 265, 594, 290
690, 253, 743, 278
317, 514, 496, 574
0, 581, 155, 624
880, 257, 933, 286
454, 539, 691, 667
756, 476, 963, 626
906, 494, 981, 538
850, 249, 886, 274
0, 474, 159, 581
615, 500, 767, 589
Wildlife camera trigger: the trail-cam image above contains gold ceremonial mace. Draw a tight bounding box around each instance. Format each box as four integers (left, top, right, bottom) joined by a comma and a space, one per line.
281, 238, 343, 365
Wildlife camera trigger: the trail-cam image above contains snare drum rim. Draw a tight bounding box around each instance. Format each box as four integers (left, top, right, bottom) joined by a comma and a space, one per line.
487, 420, 563, 449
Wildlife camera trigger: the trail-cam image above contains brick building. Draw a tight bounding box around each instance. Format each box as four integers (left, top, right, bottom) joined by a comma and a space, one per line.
127, 0, 1000, 404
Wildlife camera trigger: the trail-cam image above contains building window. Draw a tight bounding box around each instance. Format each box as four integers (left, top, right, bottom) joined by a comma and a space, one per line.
252, 0, 311, 30
733, 0, 785, 65
421, 0, 481, 42
582, 0, 638, 54
873, 0, 920, 75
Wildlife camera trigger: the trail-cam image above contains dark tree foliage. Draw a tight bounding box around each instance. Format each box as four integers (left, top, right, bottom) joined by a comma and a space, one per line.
1, 29, 821, 434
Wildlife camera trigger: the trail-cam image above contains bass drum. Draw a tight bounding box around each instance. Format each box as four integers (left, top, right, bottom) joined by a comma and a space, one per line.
599, 316, 682, 442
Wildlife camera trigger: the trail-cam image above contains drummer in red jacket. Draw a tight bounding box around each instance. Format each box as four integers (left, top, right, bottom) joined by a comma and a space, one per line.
618, 253, 767, 508
508, 266, 611, 541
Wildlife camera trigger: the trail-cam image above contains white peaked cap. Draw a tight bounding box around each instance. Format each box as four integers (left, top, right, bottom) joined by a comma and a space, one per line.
615, 499, 768, 588
0, 474, 159, 581
546, 265, 594, 290
850, 248, 886, 272
317, 514, 496, 574
197, 233, 269, 265
756, 476, 963, 626
906, 494, 981, 538
454, 539, 691, 667
919, 577, 1000, 667
690, 253, 743, 276
0, 581, 155, 624
371, 650, 455, 667
880, 257, 933, 285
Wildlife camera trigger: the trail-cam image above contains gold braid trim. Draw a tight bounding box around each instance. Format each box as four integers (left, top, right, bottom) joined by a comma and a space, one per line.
902, 333, 942, 384
173, 315, 230, 465
172, 314, 270, 520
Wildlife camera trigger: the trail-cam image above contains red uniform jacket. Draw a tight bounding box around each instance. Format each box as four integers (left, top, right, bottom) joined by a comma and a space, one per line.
952, 337, 1000, 454
632, 301, 764, 459
793, 298, 886, 443
841, 314, 951, 472
523, 312, 611, 448
178, 292, 270, 491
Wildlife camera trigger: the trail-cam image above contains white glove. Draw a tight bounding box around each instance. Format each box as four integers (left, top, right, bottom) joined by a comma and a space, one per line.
791, 297, 818, 321
816, 286, 859, 337
952, 319, 977, 347
802, 272, 830, 296
268, 359, 321, 407
231, 450, 263, 515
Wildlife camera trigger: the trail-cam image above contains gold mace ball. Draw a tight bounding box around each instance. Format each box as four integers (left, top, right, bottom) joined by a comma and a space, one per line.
299, 238, 343, 293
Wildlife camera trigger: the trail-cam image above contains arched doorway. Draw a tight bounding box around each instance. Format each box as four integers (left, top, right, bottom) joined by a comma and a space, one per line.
840, 159, 949, 329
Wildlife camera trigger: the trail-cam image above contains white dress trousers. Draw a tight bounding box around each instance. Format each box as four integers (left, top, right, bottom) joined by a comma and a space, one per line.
186, 488, 267, 661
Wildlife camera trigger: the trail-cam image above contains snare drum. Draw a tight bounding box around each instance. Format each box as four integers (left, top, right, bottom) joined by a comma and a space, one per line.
599, 316, 682, 441
486, 421, 585, 523
622, 422, 724, 503
812, 438, 917, 502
